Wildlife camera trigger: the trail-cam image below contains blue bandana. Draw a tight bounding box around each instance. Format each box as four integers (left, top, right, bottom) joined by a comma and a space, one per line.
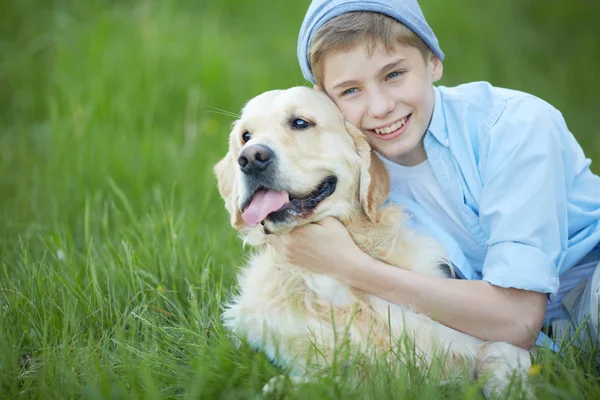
297, 0, 444, 83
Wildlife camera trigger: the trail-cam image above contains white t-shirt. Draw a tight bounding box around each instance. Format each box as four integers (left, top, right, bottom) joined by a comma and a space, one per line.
380, 156, 486, 270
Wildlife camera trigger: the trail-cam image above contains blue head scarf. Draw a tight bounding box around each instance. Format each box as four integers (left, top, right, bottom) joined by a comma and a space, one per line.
297, 0, 444, 84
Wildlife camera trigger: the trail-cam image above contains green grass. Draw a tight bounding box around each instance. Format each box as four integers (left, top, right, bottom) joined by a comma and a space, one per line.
1, 0, 600, 398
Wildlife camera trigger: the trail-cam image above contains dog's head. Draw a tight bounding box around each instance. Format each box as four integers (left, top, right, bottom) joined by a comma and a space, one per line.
214, 87, 389, 242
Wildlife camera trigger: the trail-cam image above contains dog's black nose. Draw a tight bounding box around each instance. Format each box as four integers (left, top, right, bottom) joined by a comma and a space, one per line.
238, 144, 274, 174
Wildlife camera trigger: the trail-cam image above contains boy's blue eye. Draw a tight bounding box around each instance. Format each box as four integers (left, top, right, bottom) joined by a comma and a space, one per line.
292, 118, 312, 130
342, 88, 357, 96
387, 71, 403, 79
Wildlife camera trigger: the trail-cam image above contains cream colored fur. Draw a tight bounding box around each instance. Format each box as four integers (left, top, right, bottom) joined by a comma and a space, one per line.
214, 87, 532, 397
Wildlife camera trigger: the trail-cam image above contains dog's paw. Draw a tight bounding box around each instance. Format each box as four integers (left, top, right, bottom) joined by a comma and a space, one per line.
477, 342, 534, 399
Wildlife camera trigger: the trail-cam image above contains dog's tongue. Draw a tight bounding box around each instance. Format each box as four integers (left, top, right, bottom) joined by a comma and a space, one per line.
242, 189, 289, 227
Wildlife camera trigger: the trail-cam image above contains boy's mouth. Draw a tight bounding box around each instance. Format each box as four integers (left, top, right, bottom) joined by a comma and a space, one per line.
369, 114, 412, 140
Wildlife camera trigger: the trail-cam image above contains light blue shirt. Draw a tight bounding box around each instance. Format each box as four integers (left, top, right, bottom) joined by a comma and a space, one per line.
385, 82, 600, 337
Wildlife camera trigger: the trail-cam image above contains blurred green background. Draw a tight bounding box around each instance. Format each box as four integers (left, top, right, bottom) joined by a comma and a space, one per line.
2, 0, 599, 238
1, 0, 600, 398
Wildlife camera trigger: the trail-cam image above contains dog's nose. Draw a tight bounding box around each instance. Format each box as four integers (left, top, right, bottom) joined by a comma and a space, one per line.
238, 144, 274, 174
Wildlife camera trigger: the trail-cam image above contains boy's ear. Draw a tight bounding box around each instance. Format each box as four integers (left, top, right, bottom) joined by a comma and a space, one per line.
430, 54, 443, 82
343, 120, 390, 223
213, 150, 244, 229
313, 84, 321, 91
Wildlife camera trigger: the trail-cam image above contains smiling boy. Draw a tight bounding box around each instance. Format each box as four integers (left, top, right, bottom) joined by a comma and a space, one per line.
269, 0, 600, 353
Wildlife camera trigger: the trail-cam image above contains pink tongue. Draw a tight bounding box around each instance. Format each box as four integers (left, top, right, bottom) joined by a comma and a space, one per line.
242, 189, 289, 227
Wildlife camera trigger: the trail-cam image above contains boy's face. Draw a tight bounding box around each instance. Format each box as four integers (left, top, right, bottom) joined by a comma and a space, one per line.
320, 42, 443, 166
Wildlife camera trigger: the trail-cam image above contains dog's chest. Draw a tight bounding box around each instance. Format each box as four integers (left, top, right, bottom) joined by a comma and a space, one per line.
302, 274, 356, 307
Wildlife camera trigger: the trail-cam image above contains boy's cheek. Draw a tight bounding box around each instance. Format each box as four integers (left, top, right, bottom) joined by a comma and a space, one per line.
335, 104, 362, 129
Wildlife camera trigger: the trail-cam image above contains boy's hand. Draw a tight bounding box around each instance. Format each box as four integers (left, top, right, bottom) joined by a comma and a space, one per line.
268, 217, 366, 282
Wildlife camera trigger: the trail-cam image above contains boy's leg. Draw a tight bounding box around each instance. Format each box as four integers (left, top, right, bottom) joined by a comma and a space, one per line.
561, 259, 600, 362
573, 261, 600, 344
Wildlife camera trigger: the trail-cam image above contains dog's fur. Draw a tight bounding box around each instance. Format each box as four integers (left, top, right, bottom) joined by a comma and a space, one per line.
214, 87, 532, 396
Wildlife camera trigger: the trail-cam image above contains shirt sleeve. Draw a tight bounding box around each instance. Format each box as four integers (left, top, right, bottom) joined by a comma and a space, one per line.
478, 96, 570, 296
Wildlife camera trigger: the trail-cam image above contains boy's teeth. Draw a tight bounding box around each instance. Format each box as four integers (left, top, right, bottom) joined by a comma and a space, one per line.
374, 117, 407, 135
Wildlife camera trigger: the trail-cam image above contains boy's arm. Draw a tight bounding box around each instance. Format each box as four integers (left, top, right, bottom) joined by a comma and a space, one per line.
474, 96, 569, 299
270, 218, 546, 349
345, 250, 547, 349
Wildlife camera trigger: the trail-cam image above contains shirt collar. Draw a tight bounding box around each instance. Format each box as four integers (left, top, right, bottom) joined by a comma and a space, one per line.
427, 86, 449, 147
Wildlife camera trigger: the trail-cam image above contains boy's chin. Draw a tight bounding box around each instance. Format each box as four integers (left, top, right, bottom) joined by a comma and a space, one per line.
366, 136, 427, 166
364, 141, 396, 160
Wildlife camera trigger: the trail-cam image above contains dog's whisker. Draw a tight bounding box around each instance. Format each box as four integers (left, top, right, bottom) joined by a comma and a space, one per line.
207, 110, 239, 118
207, 107, 240, 119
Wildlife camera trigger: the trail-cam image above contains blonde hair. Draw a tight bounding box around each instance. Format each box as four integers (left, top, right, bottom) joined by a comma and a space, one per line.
308, 12, 432, 88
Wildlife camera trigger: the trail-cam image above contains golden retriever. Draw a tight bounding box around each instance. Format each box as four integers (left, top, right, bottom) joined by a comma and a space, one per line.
214, 87, 532, 397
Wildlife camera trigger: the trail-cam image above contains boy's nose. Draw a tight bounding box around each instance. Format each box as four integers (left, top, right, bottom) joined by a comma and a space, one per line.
367, 89, 395, 119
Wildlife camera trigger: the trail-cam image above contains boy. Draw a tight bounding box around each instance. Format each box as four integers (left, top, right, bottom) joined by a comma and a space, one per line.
269, 0, 600, 353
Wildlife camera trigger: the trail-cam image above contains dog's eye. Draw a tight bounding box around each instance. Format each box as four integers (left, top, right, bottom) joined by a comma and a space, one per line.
292, 119, 312, 130
242, 131, 251, 143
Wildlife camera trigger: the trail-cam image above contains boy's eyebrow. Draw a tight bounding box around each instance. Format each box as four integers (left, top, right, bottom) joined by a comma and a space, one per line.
331, 58, 407, 91
332, 79, 360, 91
380, 58, 407, 72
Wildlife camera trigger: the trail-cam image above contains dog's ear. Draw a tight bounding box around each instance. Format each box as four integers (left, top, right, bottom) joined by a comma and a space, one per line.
214, 150, 244, 229
344, 120, 390, 223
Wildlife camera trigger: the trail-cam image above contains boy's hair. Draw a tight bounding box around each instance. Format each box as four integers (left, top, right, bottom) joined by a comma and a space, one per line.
308, 11, 432, 89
